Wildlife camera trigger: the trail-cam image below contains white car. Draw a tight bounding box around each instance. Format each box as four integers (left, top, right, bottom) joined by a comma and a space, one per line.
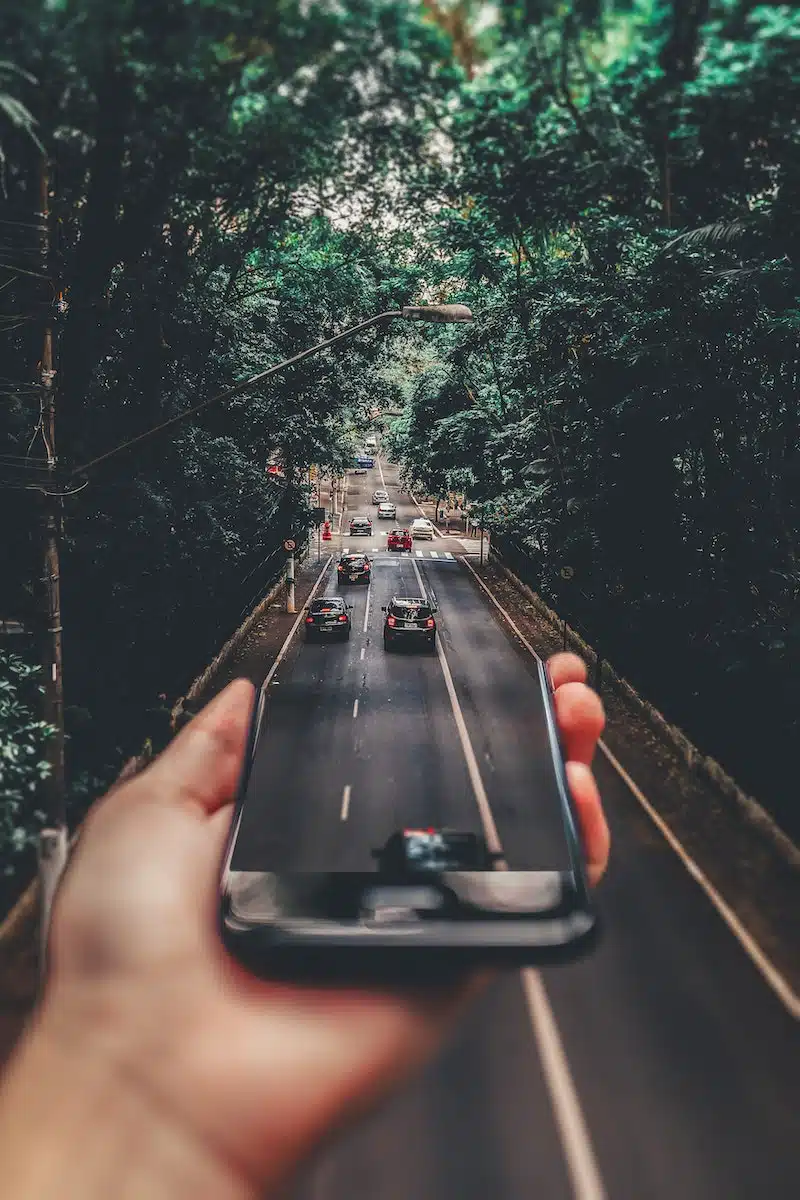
378, 502, 397, 520
410, 518, 434, 540
372, 489, 389, 504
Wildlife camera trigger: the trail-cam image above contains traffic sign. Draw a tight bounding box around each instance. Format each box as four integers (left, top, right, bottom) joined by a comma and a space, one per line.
283, 539, 296, 552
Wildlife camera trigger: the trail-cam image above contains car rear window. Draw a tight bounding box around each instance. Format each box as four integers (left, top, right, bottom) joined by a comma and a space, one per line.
391, 600, 432, 619
310, 599, 343, 614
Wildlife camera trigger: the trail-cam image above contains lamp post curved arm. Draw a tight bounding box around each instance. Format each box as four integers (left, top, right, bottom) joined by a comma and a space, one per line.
68, 304, 472, 481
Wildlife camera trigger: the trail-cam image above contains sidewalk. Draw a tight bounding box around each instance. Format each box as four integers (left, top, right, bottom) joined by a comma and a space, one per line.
408, 492, 481, 539
198, 553, 332, 701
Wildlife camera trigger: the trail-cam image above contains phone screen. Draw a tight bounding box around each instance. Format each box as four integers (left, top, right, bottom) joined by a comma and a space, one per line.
222, 654, 589, 937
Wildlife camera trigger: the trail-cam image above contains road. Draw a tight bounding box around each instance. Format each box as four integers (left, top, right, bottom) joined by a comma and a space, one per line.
231, 459, 800, 1199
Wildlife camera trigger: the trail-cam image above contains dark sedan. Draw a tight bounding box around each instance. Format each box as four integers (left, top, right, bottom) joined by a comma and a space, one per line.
372, 829, 502, 876
349, 516, 373, 537
382, 595, 437, 652
337, 553, 371, 585
304, 597, 352, 642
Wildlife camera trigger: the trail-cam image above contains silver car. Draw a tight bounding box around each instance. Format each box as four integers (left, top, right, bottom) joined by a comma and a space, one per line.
378, 502, 397, 520
410, 517, 434, 540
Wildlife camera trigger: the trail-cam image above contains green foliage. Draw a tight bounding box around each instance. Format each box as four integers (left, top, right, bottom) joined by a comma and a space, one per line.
388, 1, 800, 836
0, 653, 51, 875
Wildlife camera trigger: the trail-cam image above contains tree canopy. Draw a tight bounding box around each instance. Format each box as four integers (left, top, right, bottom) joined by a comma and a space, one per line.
0, 0, 797, 903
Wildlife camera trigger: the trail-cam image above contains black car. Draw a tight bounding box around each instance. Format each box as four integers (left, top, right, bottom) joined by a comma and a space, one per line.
382, 595, 437, 652
304, 597, 353, 641
337, 553, 371, 585
349, 516, 372, 537
372, 829, 501, 876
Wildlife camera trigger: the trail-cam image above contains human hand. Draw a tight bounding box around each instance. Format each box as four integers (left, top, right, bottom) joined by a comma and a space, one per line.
0, 651, 607, 1199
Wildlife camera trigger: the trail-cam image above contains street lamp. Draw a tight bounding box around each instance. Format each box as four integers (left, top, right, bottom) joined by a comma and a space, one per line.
68, 304, 474, 480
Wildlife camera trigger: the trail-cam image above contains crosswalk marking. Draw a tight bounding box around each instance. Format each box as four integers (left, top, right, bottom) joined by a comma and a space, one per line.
415, 550, 423, 557
430, 550, 439, 559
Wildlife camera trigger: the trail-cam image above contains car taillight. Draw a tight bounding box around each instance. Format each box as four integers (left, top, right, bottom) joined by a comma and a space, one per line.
387, 615, 396, 627
305, 617, 313, 624
426, 618, 435, 628
364, 563, 370, 571
338, 614, 347, 622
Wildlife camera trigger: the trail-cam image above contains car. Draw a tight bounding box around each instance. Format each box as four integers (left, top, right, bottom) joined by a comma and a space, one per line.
372, 489, 389, 504
387, 528, 412, 552
382, 595, 437, 652
304, 597, 352, 642
352, 466, 367, 475
349, 516, 372, 536
337, 553, 371, 585
377, 502, 396, 520
365, 436, 378, 451
410, 517, 435, 541
371, 829, 502, 876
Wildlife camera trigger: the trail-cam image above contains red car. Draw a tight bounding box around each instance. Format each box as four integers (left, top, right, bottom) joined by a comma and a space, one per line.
387, 528, 412, 552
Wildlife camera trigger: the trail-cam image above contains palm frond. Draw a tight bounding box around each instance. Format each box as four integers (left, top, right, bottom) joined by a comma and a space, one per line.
665, 220, 748, 252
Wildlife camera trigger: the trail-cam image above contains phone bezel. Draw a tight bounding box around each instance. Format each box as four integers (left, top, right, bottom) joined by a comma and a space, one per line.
218, 656, 599, 975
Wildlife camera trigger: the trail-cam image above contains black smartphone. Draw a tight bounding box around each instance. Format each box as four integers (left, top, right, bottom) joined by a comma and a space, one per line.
219, 656, 599, 982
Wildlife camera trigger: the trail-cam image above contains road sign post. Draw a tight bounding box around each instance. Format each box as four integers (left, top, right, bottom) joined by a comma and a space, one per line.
284, 539, 297, 613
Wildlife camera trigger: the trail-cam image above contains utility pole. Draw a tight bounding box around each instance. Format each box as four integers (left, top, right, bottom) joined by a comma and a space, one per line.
286, 544, 296, 614
36, 151, 68, 976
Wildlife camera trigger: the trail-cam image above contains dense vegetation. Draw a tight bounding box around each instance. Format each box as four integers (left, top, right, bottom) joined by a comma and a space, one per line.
388, 0, 800, 839
0, 0, 797, 904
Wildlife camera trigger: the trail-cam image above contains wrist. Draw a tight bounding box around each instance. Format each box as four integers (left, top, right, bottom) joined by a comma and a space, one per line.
0, 992, 254, 1200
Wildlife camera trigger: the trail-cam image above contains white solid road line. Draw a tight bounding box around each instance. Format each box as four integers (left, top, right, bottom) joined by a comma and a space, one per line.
411, 560, 502, 852
459, 554, 800, 1021
409, 556, 607, 1200
360, 647, 365, 661
340, 785, 351, 821
363, 584, 372, 633
352, 698, 359, 719
262, 556, 332, 692
222, 556, 333, 889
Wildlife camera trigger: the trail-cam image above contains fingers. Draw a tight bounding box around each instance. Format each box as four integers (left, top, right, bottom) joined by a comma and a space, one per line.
144, 679, 255, 816
552, 678, 605, 766
547, 652, 588, 690
566, 761, 610, 886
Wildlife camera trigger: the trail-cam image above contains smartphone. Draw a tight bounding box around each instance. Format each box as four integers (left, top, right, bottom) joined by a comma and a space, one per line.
219, 655, 599, 981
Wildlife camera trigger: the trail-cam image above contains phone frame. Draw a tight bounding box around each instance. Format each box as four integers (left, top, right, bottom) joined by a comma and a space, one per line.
219, 657, 599, 980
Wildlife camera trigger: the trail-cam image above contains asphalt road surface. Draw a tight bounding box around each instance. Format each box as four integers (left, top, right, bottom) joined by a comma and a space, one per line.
231, 459, 799, 1200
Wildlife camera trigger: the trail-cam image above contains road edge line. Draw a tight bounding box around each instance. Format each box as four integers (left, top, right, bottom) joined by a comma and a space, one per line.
410, 556, 607, 1200
459, 555, 800, 1021
261, 556, 332, 693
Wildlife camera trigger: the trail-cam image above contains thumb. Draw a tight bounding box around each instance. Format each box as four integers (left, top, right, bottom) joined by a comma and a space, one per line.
143, 679, 255, 816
